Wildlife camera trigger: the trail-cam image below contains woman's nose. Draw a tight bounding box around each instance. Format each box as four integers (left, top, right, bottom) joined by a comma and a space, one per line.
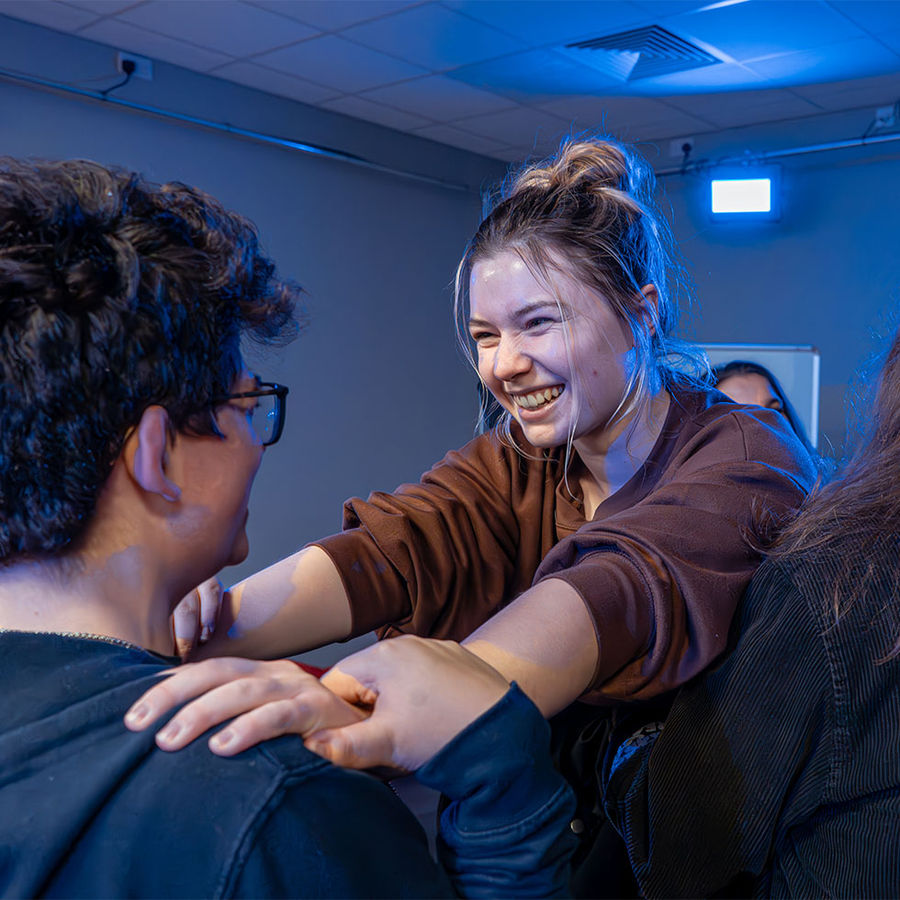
492, 335, 531, 381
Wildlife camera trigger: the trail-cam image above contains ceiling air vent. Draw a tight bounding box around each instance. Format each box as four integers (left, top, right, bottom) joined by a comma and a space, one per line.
563, 25, 719, 81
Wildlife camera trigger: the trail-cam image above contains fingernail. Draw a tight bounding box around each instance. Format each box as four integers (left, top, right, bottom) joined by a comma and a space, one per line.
125, 703, 149, 726
158, 721, 181, 744
200, 626, 210, 643
210, 729, 234, 750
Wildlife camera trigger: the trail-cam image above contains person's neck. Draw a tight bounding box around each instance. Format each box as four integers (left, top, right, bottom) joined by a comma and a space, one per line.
573, 389, 671, 518
0, 544, 176, 656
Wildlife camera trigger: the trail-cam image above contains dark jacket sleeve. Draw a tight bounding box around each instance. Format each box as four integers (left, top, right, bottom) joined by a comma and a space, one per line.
601, 561, 832, 898
314, 432, 557, 640
418, 684, 578, 898
535, 408, 816, 698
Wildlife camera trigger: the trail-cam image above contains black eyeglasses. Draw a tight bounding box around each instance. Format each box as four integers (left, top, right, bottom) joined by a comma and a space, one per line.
214, 382, 289, 446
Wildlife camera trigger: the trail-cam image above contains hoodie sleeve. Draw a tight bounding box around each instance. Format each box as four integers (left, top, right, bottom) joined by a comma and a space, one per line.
314, 431, 558, 642
535, 407, 816, 699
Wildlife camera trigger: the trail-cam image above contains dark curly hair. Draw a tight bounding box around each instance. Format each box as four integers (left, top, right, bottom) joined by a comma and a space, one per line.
0, 158, 301, 562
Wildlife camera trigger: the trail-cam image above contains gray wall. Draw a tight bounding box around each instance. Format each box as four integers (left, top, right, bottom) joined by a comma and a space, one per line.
652, 106, 900, 456
0, 17, 504, 663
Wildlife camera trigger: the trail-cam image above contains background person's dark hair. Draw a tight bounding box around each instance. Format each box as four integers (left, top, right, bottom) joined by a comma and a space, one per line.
713, 359, 817, 457
772, 330, 900, 659
0, 158, 301, 563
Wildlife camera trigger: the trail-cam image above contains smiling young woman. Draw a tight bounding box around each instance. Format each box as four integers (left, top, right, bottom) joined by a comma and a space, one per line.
128, 135, 818, 894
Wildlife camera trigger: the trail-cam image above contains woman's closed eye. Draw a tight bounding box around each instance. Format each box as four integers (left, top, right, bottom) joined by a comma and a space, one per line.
524, 316, 555, 330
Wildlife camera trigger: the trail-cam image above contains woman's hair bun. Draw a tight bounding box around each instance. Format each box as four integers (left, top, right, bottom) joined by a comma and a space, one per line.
509, 138, 638, 199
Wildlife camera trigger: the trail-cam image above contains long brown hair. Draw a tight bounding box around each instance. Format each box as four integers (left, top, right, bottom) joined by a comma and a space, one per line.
773, 327, 900, 659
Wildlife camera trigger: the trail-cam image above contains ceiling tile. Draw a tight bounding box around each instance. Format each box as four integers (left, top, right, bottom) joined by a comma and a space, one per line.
490, 144, 529, 162
449, 49, 624, 104
667, 0, 867, 64
246, 0, 419, 31
115, 0, 317, 57
443, 0, 648, 49
79, 16, 233, 70
828, 1, 900, 35
874, 27, 900, 57
343, 3, 524, 70
660, 87, 820, 128
537, 94, 715, 137
643, 60, 770, 91
746, 37, 900, 84
320, 94, 434, 130
629, 1, 715, 17
211, 60, 339, 104
790, 71, 900, 111
411, 122, 509, 154
360, 73, 515, 119
451, 105, 570, 149
66, 0, 138, 14
254, 33, 427, 92
0, 0, 98, 31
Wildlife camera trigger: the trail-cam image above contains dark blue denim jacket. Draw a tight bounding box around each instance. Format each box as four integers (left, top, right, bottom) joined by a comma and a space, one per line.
0, 633, 576, 898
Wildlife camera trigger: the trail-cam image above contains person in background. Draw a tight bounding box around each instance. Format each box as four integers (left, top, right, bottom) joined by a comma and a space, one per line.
127, 135, 817, 896
0, 158, 575, 899
601, 331, 900, 897
714, 359, 817, 455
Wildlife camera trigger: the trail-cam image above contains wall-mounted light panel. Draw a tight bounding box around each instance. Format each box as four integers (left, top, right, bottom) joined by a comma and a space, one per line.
709, 165, 781, 222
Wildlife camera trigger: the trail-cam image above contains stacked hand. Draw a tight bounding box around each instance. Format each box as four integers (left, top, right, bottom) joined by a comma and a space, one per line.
126, 636, 509, 773
172, 576, 224, 659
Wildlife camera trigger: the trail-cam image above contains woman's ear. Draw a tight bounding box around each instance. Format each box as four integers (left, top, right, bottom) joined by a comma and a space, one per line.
639, 284, 660, 337
127, 406, 181, 503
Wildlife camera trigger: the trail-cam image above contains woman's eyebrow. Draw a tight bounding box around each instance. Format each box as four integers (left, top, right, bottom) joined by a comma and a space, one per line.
469, 300, 569, 329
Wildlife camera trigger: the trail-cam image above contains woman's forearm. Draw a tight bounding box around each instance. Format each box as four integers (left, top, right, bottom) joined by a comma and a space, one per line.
195, 546, 353, 659
462, 577, 599, 717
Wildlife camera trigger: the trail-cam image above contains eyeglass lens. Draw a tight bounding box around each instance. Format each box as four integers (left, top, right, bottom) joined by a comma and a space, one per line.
252, 393, 280, 444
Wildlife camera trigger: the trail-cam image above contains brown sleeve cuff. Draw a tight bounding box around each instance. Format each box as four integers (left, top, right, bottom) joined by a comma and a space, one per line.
538, 550, 654, 698
310, 534, 411, 639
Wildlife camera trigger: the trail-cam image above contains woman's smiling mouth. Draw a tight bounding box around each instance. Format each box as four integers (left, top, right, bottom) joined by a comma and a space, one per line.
512, 385, 564, 410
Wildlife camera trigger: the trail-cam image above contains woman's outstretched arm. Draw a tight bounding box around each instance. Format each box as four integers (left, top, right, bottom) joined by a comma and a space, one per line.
192, 546, 353, 660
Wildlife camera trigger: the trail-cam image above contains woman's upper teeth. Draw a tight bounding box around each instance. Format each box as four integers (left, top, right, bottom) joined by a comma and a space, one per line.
514, 385, 563, 408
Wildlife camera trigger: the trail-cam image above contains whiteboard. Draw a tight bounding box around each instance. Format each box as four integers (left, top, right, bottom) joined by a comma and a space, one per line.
701, 343, 820, 446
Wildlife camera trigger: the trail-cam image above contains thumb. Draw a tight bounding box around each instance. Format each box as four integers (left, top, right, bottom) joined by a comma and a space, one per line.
304, 718, 395, 770
172, 589, 200, 659
320, 667, 378, 709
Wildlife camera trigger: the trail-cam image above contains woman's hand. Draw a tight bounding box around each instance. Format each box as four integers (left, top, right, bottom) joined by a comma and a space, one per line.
309, 636, 510, 772
171, 576, 224, 659
124, 657, 366, 756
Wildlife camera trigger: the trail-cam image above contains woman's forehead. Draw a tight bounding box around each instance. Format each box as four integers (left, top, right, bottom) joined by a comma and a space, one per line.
470, 250, 605, 318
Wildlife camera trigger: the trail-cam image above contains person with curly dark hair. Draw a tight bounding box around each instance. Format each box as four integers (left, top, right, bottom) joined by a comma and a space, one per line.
0, 159, 576, 898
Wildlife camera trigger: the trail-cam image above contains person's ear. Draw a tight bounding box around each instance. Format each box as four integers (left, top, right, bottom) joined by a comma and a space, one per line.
639, 284, 659, 337
127, 406, 181, 503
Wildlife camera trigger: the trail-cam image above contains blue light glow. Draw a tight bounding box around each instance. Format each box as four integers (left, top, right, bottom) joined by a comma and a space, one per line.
711, 178, 772, 213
